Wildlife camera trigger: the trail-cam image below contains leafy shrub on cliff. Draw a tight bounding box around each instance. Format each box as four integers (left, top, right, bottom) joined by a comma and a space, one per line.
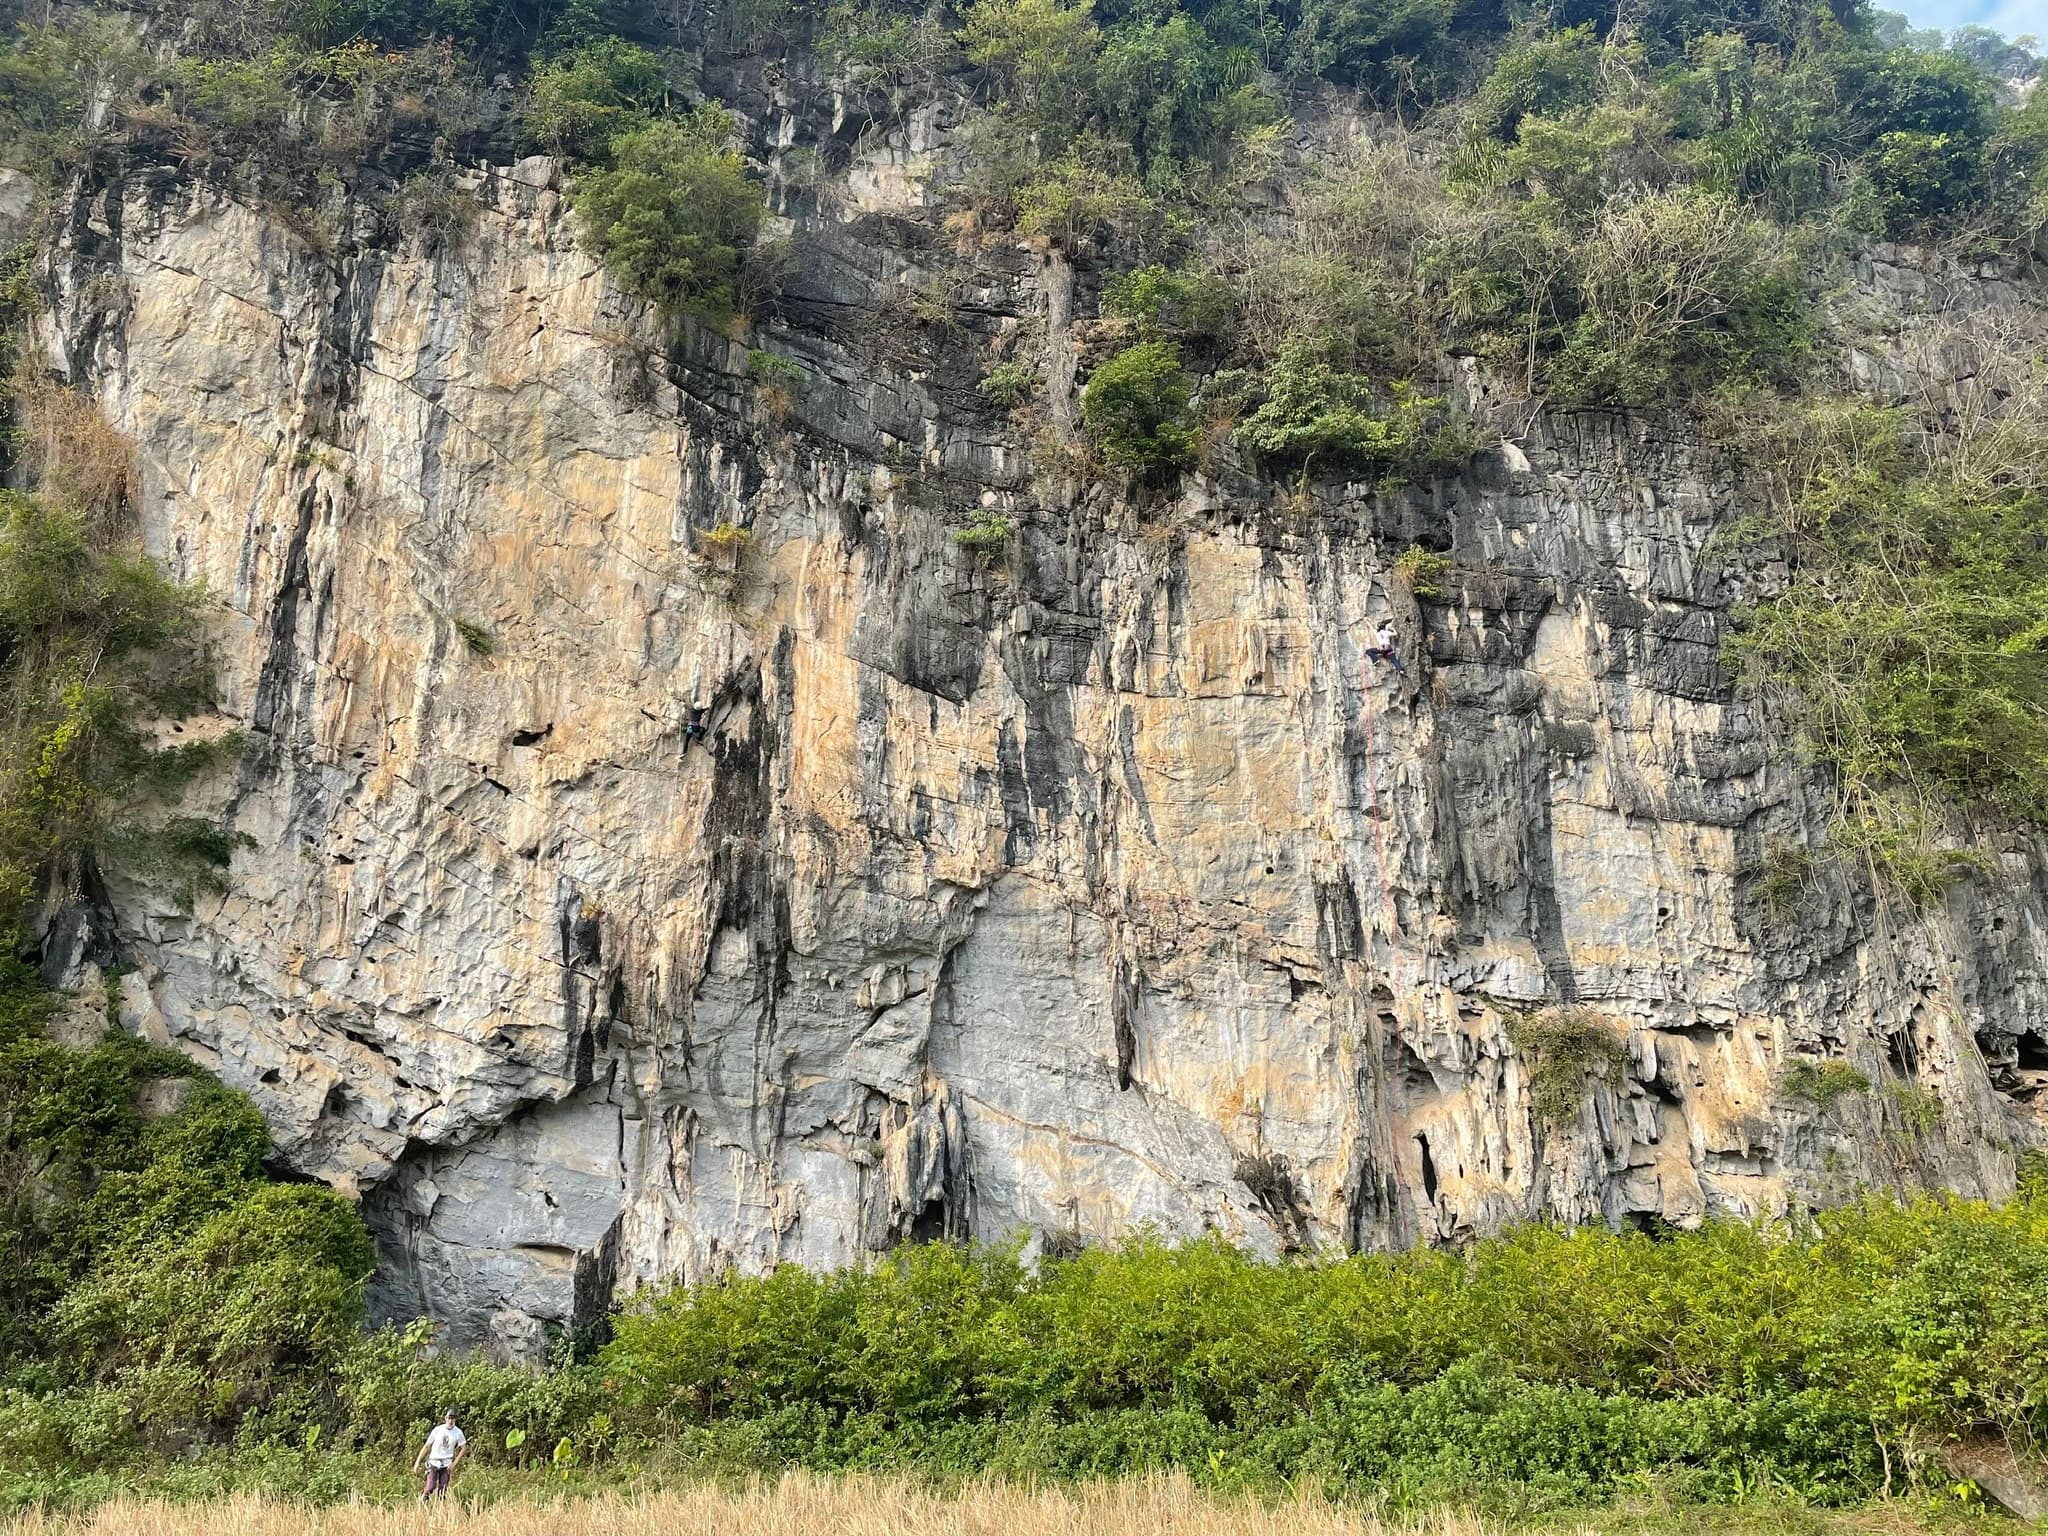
1012, 152, 1161, 254
1726, 399, 2048, 852
823, 0, 958, 81
1781, 1059, 1872, 1114
1230, 337, 1468, 481
1504, 1008, 1629, 1125
50, 1186, 372, 1432
1547, 188, 1810, 407
1392, 546, 1452, 599
0, 17, 154, 179
962, 0, 1265, 194
145, 41, 485, 202
0, 491, 210, 933
1080, 341, 1198, 473
978, 359, 1039, 407
954, 511, 1016, 558
1101, 264, 1237, 348
1285, 0, 1458, 110
572, 109, 764, 327
521, 37, 673, 160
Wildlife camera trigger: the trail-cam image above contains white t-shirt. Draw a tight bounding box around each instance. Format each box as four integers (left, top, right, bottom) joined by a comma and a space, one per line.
1376, 625, 1398, 650
426, 1424, 466, 1466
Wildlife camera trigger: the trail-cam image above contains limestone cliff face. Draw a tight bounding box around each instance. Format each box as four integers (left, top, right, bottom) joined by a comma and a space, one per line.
26, 61, 2048, 1357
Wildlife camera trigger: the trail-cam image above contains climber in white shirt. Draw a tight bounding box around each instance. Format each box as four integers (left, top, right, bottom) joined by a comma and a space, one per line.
1365, 619, 1406, 675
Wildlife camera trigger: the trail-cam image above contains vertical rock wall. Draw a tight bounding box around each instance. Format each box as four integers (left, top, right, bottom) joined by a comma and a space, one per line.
28, 86, 2048, 1356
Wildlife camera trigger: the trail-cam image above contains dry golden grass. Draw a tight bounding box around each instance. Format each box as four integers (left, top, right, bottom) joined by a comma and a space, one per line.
2, 1472, 1493, 1536
10, 364, 137, 527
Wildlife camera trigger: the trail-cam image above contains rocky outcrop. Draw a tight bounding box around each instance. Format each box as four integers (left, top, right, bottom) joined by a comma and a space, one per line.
24, 65, 2048, 1359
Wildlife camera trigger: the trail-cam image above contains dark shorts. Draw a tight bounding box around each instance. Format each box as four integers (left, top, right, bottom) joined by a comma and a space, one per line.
423, 1464, 452, 1498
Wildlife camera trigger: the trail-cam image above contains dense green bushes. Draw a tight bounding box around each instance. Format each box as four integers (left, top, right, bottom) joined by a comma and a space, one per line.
0, 955, 573, 1491
510, 40, 767, 327
0, 964, 374, 1464
335, 1320, 607, 1460
1081, 341, 1198, 472
13, 1115, 2048, 1510
1229, 339, 1464, 479
23, 1154, 2048, 1510
589, 1195, 2048, 1503
522, 36, 676, 159
572, 109, 764, 325
1726, 397, 2048, 886
0, 491, 223, 931
963, 0, 1268, 200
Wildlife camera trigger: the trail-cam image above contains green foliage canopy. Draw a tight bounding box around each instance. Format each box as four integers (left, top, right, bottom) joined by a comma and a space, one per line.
0, 493, 213, 935
522, 37, 675, 159
0, 962, 370, 1440
571, 109, 763, 325
1080, 340, 1198, 472
1728, 405, 2048, 836
591, 1194, 2048, 1502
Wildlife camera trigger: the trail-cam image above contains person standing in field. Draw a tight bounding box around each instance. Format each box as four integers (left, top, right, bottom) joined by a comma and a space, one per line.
414, 1410, 468, 1500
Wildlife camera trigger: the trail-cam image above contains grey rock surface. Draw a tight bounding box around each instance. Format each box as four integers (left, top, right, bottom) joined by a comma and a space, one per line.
23, 63, 2048, 1357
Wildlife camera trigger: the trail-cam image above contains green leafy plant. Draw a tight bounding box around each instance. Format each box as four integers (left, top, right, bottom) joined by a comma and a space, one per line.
825, 0, 957, 78
0, 960, 373, 1455
521, 37, 672, 160
1749, 842, 1818, 917
1886, 1082, 1944, 1135
1102, 264, 1238, 348
1781, 1059, 1872, 1114
1547, 188, 1809, 408
747, 349, 802, 422
572, 109, 765, 327
747, 350, 801, 387
1392, 546, 1451, 599
1080, 341, 1196, 474
1726, 400, 2048, 871
0, 491, 210, 933
453, 617, 494, 656
1233, 337, 1458, 481
953, 511, 1015, 557
979, 360, 1039, 407
1505, 1008, 1629, 1125
394, 168, 476, 255
593, 1191, 2048, 1501
1013, 154, 1158, 253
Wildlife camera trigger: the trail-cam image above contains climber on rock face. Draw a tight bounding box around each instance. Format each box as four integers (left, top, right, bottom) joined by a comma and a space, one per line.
1365, 620, 1406, 675
682, 703, 710, 749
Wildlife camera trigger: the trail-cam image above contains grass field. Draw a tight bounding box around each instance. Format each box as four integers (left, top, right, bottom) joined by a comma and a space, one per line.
0, 1473, 2023, 1536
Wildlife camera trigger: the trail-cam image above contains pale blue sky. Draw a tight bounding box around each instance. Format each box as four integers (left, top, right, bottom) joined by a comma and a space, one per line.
1894, 0, 2045, 41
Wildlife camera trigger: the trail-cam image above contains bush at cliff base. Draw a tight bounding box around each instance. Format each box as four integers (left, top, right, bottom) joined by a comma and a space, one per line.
0, 960, 373, 1477
594, 1190, 2048, 1505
